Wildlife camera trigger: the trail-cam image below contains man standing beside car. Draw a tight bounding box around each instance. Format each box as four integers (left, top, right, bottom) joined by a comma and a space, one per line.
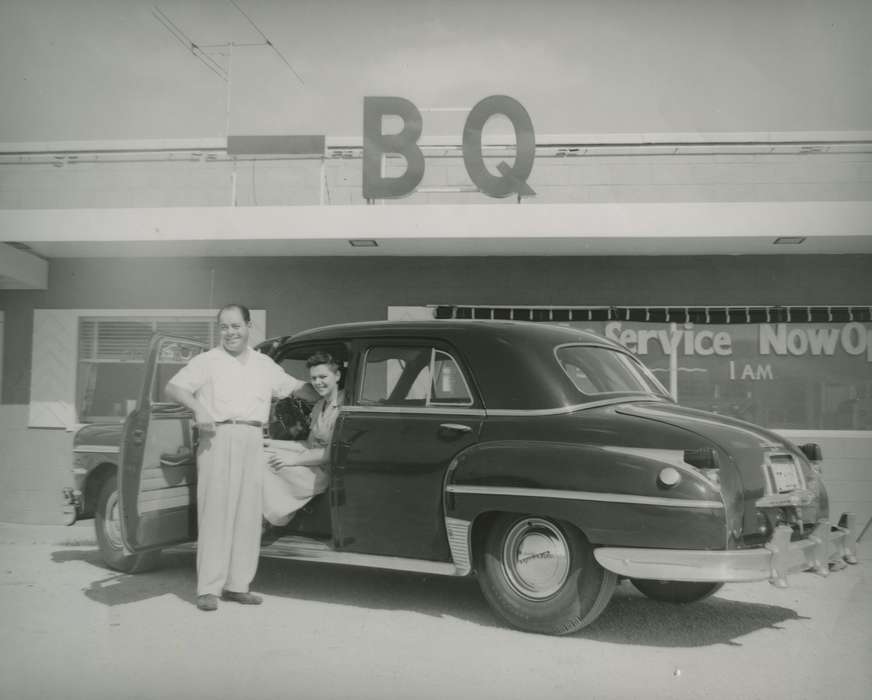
166, 303, 312, 612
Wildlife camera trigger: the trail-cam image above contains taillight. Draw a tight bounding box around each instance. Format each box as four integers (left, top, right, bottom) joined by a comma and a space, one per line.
800, 443, 823, 462
683, 447, 719, 469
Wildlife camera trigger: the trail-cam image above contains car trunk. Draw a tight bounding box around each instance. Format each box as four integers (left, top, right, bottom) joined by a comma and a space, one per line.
615, 402, 825, 547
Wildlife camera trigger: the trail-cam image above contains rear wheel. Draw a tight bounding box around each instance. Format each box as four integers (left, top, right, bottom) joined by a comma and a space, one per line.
476, 514, 616, 635
95, 474, 161, 573
630, 578, 723, 603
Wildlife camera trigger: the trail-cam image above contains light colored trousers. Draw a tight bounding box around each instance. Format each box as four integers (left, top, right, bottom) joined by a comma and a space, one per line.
196, 424, 264, 596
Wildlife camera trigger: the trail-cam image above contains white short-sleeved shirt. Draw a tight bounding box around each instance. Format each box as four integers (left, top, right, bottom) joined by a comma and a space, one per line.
168, 346, 304, 424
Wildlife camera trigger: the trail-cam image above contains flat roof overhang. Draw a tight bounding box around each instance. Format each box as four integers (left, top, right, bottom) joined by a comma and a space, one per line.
1, 201, 871, 261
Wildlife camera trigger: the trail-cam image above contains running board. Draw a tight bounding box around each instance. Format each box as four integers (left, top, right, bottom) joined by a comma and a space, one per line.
260, 535, 465, 577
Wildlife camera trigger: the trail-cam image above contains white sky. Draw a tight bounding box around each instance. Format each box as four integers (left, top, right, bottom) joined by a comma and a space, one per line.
1, 0, 870, 142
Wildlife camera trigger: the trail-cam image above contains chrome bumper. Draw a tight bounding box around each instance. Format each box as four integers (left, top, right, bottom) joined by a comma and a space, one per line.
594, 514, 859, 587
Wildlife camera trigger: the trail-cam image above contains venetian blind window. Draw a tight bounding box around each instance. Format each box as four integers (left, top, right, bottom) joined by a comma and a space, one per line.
77, 317, 216, 422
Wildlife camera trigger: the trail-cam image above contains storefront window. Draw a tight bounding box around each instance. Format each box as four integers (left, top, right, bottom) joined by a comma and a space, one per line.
568, 320, 872, 430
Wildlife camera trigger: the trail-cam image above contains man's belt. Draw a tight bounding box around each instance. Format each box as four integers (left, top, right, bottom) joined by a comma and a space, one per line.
215, 419, 264, 428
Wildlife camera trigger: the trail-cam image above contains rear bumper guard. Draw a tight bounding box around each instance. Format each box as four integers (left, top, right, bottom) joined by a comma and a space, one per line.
62, 487, 82, 525
594, 514, 859, 587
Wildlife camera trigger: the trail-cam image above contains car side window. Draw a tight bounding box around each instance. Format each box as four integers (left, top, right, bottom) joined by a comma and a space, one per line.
360, 345, 473, 407
429, 350, 473, 405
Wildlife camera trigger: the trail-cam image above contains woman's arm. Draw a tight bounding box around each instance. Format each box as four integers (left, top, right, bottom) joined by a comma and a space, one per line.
269, 447, 327, 469
266, 440, 327, 470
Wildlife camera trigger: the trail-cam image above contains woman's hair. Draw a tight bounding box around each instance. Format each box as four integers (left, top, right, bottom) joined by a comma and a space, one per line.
217, 303, 251, 323
306, 350, 340, 372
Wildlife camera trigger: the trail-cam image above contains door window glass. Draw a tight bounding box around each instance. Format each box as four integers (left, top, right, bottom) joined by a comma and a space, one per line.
429, 350, 474, 405
360, 346, 472, 407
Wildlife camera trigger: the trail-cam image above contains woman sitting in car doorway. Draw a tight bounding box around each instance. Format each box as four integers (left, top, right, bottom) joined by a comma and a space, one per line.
262, 351, 344, 534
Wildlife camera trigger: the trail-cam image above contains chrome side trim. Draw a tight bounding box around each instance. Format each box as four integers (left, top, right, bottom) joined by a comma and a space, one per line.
73, 445, 120, 454
342, 405, 486, 417
486, 396, 666, 417
446, 484, 724, 509
260, 536, 464, 576
342, 398, 667, 417
445, 517, 473, 575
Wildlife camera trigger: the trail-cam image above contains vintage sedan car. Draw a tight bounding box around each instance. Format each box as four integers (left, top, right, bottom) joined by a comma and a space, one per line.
72, 320, 858, 634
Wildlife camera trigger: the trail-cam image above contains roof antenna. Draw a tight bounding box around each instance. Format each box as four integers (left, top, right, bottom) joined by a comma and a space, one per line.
151, 6, 228, 82
152, 2, 305, 134
227, 0, 304, 85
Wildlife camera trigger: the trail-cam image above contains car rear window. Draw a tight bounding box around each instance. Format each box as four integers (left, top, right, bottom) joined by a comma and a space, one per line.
555, 344, 669, 397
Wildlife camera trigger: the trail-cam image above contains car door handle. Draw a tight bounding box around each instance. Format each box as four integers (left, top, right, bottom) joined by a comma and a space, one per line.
439, 423, 472, 433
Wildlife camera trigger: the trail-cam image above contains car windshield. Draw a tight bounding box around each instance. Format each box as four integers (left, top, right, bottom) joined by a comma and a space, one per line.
555, 344, 670, 398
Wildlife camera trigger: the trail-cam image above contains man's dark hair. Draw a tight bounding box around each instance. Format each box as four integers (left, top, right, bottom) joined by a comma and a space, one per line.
217, 303, 251, 323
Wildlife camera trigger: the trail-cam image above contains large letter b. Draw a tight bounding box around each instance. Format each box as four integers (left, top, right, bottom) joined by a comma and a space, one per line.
362, 97, 424, 199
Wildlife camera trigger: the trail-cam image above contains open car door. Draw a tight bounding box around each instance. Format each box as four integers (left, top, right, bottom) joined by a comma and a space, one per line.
118, 334, 207, 553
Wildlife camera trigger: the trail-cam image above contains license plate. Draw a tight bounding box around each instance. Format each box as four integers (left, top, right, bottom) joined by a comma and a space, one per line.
770, 459, 801, 493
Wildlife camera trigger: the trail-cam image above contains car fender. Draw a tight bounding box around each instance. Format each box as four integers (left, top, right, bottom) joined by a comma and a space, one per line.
443, 440, 727, 553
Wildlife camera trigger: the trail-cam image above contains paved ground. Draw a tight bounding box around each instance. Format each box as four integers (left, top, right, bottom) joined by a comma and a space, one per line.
0, 521, 869, 700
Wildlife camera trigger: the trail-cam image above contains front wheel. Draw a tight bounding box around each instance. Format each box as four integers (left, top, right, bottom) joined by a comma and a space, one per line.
476, 514, 616, 635
94, 474, 161, 573
630, 579, 724, 603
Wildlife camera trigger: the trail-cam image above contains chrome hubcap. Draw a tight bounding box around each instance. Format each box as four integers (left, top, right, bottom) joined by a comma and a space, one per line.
104, 490, 123, 549
502, 518, 570, 600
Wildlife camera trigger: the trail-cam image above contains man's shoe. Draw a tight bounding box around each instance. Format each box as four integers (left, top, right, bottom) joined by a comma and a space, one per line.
197, 594, 218, 611
221, 590, 263, 605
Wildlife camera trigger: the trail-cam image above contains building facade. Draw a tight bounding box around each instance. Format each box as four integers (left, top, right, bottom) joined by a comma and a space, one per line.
1, 130, 871, 527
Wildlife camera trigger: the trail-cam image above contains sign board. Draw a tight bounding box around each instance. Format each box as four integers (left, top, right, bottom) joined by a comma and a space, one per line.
362, 95, 536, 200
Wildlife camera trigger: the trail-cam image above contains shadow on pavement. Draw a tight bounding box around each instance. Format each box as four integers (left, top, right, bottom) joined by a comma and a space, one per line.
585, 585, 808, 647
52, 546, 808, 645
51, 549, 198, 607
